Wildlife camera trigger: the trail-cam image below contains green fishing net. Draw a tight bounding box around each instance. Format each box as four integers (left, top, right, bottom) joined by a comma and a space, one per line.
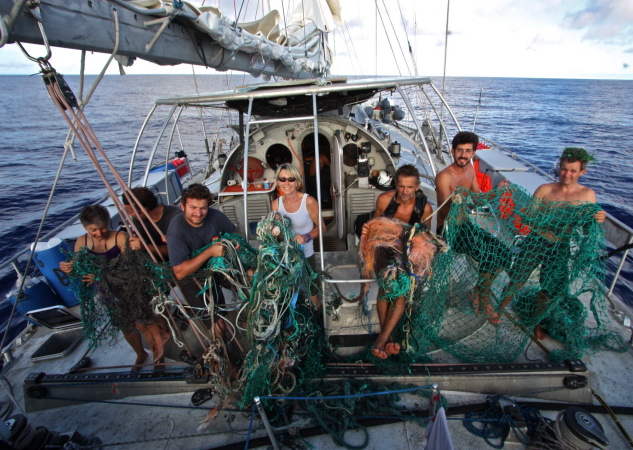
234, 212, 323, 408
402, 184, 627, 364
65, 248, 172, 346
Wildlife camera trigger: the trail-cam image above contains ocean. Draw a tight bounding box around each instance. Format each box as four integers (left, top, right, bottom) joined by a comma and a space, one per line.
1, 74, 632, 343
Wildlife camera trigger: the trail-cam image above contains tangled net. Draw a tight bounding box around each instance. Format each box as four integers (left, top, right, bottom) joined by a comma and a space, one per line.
65, 248, 172, 346
235, 212, 323, 408
412, 184, 627, 363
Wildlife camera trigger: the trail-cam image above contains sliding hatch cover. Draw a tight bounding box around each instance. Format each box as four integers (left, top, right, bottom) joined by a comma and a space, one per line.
332, 133, 346, 239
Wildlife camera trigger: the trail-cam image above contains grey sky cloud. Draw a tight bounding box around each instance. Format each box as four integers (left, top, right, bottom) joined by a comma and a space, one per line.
563, 0, 633, 44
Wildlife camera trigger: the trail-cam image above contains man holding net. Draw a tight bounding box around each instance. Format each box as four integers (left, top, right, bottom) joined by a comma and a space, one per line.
362, 164, 433, 359
497, 147, 606, 338
435, 131, 508, 323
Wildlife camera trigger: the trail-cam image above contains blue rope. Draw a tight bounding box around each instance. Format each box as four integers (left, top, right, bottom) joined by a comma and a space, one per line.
258, 383, 434, 401
244, 403, 256, 450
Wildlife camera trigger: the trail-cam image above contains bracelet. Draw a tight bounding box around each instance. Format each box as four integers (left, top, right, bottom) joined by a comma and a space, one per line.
304, 233, 311, 243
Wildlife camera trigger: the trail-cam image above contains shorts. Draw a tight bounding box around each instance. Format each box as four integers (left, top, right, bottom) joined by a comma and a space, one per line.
450, 221, 510, 273
511, 233, 570, 297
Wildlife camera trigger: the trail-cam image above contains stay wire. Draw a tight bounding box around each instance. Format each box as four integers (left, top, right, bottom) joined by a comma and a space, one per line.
375, 2, 403, 76
0, 143, 71, 352
380, 0, 412, 76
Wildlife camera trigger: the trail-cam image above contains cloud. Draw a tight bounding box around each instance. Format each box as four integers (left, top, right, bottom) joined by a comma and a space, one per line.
563, 0, 633, 44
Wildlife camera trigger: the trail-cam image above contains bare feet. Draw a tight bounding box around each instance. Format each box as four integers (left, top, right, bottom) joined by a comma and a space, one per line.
533, 325, 548, 340
131, 350, 149, 372
385, 341, 401, 355
372, 335, 389, 359
371, 347, 388, 359
481, 303, 501, 325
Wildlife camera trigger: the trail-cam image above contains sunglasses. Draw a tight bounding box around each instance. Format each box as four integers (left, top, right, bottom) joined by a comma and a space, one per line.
277, 177, 296, 182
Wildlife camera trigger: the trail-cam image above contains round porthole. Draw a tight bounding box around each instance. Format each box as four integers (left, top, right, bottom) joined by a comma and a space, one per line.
265, 144, 292, 169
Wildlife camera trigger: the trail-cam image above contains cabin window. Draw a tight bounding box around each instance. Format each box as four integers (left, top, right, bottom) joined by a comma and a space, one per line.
265, 144, 293, 170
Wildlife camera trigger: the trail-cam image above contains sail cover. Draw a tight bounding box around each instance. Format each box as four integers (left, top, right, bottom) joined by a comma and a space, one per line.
196, 0, 339, 78
0, 0, 340, 79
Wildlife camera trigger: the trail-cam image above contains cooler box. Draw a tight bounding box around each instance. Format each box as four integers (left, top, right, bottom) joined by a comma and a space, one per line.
31, 238, 80, 307
8, 277, 62, 324
171, 157, 190, 177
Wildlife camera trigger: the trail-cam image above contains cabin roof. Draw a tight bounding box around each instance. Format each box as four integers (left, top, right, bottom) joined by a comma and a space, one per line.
154, 76, 433, 109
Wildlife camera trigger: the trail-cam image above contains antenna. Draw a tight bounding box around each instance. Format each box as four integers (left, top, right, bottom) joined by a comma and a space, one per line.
472, 87, 483, 132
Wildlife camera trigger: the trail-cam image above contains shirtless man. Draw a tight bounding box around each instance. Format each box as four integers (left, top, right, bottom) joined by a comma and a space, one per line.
364, 164, 433, 359
435, 132, 507, 322
498, 147, 606, 337
435, 131, 480, 233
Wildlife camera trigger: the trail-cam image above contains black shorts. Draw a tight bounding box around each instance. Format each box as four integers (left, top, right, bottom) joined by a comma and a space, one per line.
450, 221, 510, 273
510, 233, 570, 297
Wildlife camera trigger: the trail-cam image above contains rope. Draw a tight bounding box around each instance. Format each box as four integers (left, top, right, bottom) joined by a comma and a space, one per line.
379, 0, 412, 76
0, 143, 71, 352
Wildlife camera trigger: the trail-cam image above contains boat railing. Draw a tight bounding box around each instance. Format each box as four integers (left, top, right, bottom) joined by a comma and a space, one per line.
0, 193, 110, 277
602, 214, 633, 297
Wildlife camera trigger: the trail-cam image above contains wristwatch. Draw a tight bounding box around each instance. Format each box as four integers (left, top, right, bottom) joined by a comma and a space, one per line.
304, 233, 311, 243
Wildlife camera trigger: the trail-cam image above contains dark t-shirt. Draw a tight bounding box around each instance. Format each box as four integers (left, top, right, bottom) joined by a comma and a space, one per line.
133, 204, 182, 247
166, 208, 237, 267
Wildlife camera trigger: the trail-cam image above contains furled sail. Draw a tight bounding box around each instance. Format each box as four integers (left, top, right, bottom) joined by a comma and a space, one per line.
0, 0, 340, 79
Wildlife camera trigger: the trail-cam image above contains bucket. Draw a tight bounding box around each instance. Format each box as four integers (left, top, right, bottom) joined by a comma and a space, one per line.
31, 238, 80, 307
8, 277, 61, 324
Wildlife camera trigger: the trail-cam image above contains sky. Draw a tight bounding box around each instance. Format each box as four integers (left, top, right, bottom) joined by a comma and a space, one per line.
0, 0, 631, 79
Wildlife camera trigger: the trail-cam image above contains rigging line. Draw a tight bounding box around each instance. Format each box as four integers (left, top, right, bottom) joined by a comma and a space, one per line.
64, 9, 121, 157
236, 0, 246, 24
375, 2, 403, 76
380, 0, 412, 76
46, 81, 210, 350
374, 0, 378, 76
342, 22, 362, 76
280, 0, 288, 44
439, 0, 450, 143
302, 0, 307, 58
472, 87, 483, 132
0, 143, 72, 352
396, 0, 418, 76
376, 5, 402, 75
441, 0, 450, 97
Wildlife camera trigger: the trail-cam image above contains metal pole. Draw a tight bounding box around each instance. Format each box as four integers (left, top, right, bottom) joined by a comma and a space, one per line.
429, 383, 439, 418
254, 397, 280, 450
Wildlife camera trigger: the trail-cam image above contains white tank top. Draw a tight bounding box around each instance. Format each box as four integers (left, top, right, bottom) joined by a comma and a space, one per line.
278, 194, 314, 257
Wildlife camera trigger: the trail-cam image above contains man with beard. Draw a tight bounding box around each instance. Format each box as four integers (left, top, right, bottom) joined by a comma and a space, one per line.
435, 132, 504, 323
166, 183, 237, 326
435, 131, 481, 232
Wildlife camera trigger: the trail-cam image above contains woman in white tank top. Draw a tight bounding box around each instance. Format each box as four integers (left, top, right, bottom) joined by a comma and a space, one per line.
272, 163, 325, 309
